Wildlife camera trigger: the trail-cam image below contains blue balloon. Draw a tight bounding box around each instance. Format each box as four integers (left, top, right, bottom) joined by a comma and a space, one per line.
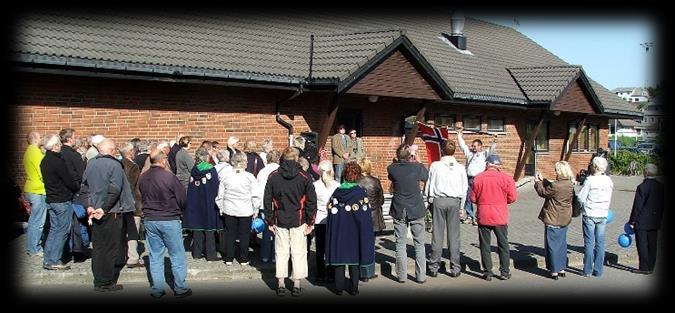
251, 217, 266, 233
618, 233, 632, 248
624, 223, 635, 235
606, 210, 615, 224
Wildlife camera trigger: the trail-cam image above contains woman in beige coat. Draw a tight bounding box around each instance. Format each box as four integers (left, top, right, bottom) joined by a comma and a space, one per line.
534, 161, 574, 280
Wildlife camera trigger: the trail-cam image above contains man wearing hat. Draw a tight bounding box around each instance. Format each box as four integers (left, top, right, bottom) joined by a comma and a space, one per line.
470, 154, 517, 281
348, 129, 365, 162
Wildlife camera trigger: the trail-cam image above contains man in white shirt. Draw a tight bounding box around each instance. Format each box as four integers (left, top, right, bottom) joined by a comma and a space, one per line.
457, 126, 497, 225
255, 150, 281, 263
425, 140, 468, 278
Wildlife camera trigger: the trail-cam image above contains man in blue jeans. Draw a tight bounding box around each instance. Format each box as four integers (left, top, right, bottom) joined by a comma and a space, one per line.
138, 150, 191, 298
40, 134, 80, 270
457, 126, 497, 225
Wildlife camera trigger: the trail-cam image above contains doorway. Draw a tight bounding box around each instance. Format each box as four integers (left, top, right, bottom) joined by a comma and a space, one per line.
336, 108, 363, 136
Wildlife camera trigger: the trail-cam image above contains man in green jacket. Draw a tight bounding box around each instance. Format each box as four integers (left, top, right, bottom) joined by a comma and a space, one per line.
24, 131, 48, 256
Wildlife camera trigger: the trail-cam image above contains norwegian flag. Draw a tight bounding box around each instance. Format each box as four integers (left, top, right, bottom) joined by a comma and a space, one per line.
416, 121, 449, 165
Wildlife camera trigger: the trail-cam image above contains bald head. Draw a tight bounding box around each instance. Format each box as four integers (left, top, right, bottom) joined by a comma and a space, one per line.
644, 163, 658, 177
97, 139, 116, 156
27, 131, 41, 145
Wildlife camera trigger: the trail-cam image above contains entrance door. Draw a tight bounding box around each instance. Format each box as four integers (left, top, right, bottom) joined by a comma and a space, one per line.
336, 108, 363, 136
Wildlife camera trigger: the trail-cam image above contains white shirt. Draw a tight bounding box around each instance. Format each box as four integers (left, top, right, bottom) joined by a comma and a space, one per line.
458, 134, 496, 177
216, 168, 261, 217
313, 179, 340, 224
577, 174, 613, 218
424, 156, 468, 209
259, 152, 268, 166
256, 163, 280, 192
214, 162, 233, 182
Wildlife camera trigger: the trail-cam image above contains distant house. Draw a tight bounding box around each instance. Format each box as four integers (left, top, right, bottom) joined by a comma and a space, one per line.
612, 87, 650, 103
635, 98, 664, 139
10, 10, 641, 186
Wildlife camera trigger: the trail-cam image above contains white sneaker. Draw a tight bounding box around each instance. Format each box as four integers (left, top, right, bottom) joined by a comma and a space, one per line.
225, 261, 233, 265
240, 261, 249, 266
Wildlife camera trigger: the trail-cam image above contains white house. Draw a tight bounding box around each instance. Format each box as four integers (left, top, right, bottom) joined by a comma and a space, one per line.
612, 87, 650, 103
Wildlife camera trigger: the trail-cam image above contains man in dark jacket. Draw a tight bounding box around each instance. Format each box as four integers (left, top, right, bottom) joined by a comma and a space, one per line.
139, 150, 191, 298
120, 141, 144, 268
629, 164, 664, 274
82, 139, 136, 292
59, 128, 90, 261
387, 144, 429, 284
263, 147, 317, 297
40, 134, 80, 270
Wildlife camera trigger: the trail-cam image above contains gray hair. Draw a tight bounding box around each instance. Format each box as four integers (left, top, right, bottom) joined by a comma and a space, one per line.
293, 136, 306, 150
216, 148, 231, 163
119, 141, 135, 157
298, 157, 310, 171
227, 136, 239, 146
644, 163, 658, 177
592, 156, 608, 174
157, 140, 170, 150
59, 128, 76, 144
261, 139, 273, 153
231, 152, 248, 169
243, 141, 257, 153
43, 134, 61, 151
136, 140, 150, 153
195, 147, 211, 164
266, 150, 281, 164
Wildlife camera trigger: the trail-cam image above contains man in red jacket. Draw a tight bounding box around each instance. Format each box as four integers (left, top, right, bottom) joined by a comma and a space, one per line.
470, 154, 517, 281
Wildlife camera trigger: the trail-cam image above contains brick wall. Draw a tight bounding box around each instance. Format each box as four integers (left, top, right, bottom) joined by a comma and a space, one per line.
12, 72, 609, 192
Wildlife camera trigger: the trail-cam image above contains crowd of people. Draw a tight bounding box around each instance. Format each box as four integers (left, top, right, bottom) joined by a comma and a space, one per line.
19, 122, 663, 298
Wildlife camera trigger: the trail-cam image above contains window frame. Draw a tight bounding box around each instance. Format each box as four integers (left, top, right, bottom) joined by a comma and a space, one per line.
434, 114, 456, 130
462, 114, 482, 132
487, 117, 506, 133
569, 123, 600, 152
528, 121, 550, 152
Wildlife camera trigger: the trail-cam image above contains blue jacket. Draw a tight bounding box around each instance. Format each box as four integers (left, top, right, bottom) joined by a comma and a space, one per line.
82, 154, 135, 213
325, 185, 375, 266
183, 164, 223, 231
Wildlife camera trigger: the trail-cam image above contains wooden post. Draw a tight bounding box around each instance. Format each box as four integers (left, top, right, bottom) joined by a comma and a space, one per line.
318, 94, 340, 151
563, 115, 588, 161
513, 110, 546, 181
405, 103, 427, 145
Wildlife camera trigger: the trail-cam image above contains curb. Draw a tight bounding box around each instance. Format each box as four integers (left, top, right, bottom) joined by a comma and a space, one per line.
19, 253, 625, 285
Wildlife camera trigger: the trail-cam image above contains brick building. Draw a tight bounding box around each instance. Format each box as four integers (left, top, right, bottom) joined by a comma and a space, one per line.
10, 11, 640, 190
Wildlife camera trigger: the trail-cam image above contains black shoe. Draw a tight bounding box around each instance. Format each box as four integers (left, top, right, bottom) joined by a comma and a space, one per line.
632, 269, 651, 275
276, 287, 286, 297
291, 287, 303, 297
360, 277, 369, 282
500, 273, 511, 280
347, 289, 359, 296
559, 272, 566, 278
551, 275, 559, 280
95, 284, 123, 292
397, 278, 406, 284
483, 274, 492, 281
334, 290, 343, 296
205, 257, 222, 262
175, 289, 192, 298
448, 272, 461, 278
428, 271, 438, 278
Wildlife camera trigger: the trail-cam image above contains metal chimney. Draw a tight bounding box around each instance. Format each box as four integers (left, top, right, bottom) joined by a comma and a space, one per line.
448, 12, 467, 50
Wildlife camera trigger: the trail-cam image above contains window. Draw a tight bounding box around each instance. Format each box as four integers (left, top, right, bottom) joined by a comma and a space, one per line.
487, 117, 505, 132
434, 114, 456, 130
569, 123, 600, 152
527, 121, 549, 152
462, 115, 481, 131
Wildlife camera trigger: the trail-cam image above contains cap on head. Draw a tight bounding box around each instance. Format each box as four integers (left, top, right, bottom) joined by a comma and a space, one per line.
349, 129, 356, 135
486, 154, 502, 165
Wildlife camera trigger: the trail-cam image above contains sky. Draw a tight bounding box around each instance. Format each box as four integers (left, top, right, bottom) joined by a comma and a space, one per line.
473, 15, 658, 91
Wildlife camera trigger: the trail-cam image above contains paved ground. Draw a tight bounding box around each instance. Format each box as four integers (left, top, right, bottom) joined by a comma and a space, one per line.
16, 265, 663, 305
13, 175, 659, 290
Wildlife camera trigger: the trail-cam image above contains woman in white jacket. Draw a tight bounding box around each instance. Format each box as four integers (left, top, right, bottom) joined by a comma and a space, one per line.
216, 152, 261, 265
312, 160, 340, 283
577, 156, 613, 277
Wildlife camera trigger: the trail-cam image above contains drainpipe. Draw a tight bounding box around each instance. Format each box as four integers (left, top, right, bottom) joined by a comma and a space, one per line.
276, 83, 304, 146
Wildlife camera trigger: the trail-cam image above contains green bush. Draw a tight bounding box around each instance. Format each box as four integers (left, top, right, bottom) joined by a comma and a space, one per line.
609, 151, 662, 176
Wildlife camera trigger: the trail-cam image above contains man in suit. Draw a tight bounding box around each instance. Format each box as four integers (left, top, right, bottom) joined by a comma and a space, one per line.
331, 124, 351, 183
629, 163, 664, 274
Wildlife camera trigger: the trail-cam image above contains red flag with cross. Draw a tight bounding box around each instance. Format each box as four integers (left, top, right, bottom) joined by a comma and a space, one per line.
416, 121, 449, 165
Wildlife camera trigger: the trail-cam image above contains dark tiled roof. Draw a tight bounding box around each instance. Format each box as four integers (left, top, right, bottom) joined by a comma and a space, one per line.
11, 10, 639, 115
507, 65, 580, 102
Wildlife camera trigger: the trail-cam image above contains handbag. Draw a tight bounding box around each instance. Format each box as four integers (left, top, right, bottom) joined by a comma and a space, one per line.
572, 188, 582, 217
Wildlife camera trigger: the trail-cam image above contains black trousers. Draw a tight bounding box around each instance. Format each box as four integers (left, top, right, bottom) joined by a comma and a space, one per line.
224, 215, 252, 263
478, 225, 510, 276
91, 213, 124, 287
313, 224, 335, 279
635, 229, 658, 271
334, 265, 359, 293
192, 230, 219, 260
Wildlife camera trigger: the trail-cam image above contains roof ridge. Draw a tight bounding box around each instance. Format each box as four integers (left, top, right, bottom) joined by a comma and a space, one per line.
508, 65, 581, 70
313, 29, 403, 38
